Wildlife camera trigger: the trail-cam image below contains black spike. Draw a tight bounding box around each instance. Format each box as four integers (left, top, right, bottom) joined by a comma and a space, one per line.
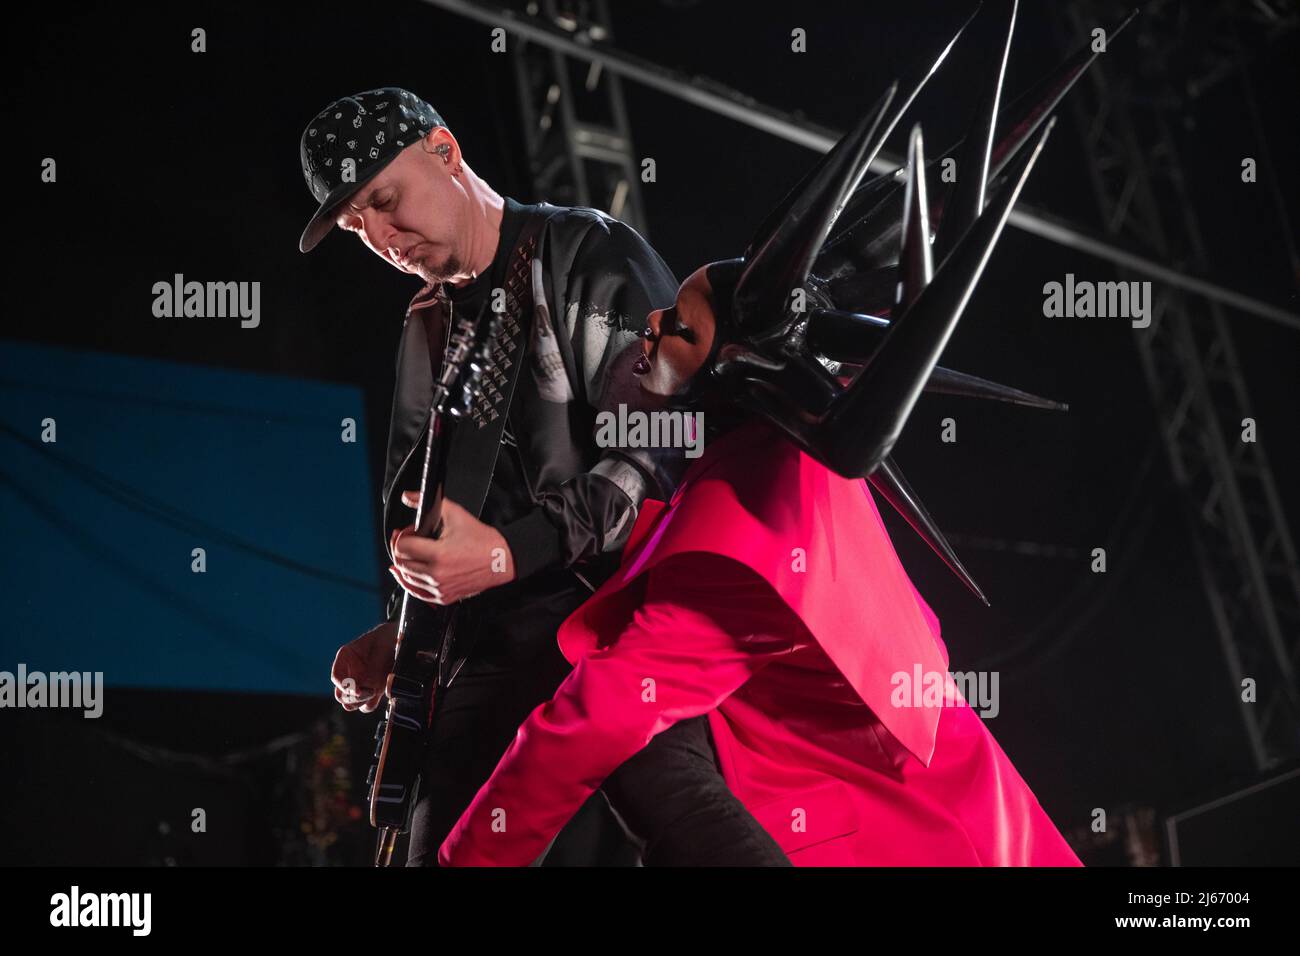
985, 7, 1137, 182
813, 119, 1056, 478
806, 309, 1068, 410
897, 124, 934, 313
927, 367, 1068, 410
933, 0, 1018, 264
868, 456, 990, 606
733, 9, 982, 345
805, 308, 891, 361
819, 7, 1136, 276
740, 9, 977, 265
733, 83, 899, 341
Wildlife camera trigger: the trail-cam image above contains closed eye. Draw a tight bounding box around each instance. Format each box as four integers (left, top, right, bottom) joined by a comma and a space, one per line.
661, 306, 696, 343
338, 192, 392, 230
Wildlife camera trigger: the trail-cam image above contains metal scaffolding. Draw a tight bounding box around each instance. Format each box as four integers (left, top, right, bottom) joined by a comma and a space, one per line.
1056, 0, 1300, 771
507, 0, 648, 233
421, 0, 1298, 329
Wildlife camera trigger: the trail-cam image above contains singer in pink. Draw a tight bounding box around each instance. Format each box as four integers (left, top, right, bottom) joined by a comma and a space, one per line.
439, 408, 1081, 866
428, 11, 1099, 865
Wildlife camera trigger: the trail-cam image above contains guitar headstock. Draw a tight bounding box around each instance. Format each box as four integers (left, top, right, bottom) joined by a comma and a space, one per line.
433, 303, 505, 420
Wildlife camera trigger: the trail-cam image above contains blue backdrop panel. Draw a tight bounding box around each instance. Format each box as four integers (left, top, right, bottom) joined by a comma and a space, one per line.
0, 341, 382, 695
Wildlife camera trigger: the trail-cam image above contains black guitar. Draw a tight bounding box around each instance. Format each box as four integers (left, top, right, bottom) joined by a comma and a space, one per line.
367, 304, 502, 867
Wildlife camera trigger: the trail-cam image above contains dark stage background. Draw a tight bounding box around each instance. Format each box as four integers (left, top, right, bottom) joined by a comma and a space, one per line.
2, 0, 1297, 866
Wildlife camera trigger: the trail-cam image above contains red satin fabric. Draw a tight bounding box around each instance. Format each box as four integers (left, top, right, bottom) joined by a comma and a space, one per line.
439, 419, 1081, 866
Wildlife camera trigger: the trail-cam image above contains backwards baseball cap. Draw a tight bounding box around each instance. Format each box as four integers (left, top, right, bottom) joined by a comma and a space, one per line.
298, 87, 445, 253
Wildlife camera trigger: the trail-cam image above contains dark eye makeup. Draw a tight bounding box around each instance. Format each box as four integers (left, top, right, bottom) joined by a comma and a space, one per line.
661, 306, 696, 343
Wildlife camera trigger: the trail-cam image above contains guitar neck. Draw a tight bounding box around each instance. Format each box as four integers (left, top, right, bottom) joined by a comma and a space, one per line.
391, 308, 488, 660
413, 414, 452, 540
368, 301, 505, 846
393, 378, 463, 657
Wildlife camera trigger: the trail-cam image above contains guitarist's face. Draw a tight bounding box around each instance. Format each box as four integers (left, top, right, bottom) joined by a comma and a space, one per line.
334, 129, 476, 285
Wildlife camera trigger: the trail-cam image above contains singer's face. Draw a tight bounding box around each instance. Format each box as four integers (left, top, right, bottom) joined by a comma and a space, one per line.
635, 266, 719, 398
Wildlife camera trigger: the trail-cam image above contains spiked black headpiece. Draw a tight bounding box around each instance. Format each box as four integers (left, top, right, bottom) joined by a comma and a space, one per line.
694, 2, 1136, 604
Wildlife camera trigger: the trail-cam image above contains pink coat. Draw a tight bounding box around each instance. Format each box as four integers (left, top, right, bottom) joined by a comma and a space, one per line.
439, 419, 1082, 866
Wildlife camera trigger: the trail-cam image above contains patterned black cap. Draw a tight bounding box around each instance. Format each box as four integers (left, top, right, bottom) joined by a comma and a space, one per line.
298, 87, 445, 253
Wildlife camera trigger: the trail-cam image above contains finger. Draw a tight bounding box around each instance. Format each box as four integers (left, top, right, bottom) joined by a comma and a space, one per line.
389, 565, 414, 595
401, 490, 422, 509
390, 564, 421, 589
330, 648, 361, 689
390, 556, 460, 603
335, 674, 374, 703
405, 570, 451, 605
335, 685, 361, 712
392, 558, 439, 584
390, 524, 418, 556
392, 531, 441, 563
438, 498, 467, 529
390, 566, 444, 604
391, 525, 414, 557
392, 560, 449, 595
398, 567, 447, 605
331, 663, 365, 692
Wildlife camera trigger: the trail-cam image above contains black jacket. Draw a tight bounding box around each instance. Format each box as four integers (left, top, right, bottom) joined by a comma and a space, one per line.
381, 199, 682, 622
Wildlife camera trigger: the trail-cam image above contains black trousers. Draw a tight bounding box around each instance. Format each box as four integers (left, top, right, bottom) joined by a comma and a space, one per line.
403, 583, 790, 866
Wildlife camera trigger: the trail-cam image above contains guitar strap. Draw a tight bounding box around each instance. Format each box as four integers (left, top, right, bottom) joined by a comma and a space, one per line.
419, 212, 554, 689
425, 213, 549, 521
